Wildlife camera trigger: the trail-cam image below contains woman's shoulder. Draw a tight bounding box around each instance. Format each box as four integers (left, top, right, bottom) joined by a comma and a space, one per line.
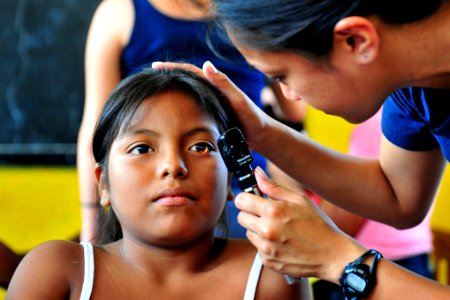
98, 0, 133, 13
91, 0, 134, 44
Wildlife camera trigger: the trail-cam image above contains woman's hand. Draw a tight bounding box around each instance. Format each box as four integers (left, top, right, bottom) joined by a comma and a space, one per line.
235, 167, 367, 283
152, 61, 273, 151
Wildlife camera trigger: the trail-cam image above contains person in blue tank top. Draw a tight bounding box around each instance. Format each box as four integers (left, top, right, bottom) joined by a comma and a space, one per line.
154, 0, 450, 298
77, 0, 295, 242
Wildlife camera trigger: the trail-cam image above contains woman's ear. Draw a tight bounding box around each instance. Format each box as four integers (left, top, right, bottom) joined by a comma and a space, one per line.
333, 16, 380, 64
95, 164, 111, 207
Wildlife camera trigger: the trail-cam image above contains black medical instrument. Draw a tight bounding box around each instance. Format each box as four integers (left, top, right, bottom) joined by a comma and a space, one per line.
217, 127, 301, 285
217, 127, 262, 196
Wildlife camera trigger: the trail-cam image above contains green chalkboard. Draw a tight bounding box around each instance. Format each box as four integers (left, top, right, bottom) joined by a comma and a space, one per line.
0, 0, 100, 164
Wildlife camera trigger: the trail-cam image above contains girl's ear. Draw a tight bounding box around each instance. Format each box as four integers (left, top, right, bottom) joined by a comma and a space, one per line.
333, 16, 380, 64
226, 187, 234, 202
95, 164, 111, 207
226, 174, 234, 202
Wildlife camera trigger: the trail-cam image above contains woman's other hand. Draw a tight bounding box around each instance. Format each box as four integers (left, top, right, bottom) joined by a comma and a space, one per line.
235, 167, 366, 283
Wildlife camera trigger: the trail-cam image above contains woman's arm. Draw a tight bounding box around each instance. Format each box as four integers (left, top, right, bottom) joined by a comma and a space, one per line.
267, 159, 366, 237
254, 119, 445, 228
319, 200, 366, 236
77, 0, 131, 241
368, 258, 450, 299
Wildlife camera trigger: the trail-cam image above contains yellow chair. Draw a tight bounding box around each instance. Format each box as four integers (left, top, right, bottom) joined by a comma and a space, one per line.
0, 166, 81, 298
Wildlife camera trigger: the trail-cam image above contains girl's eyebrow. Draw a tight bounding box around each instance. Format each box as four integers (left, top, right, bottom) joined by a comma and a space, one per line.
183, 127, 220, 139
121, 127, 220, 139
119, 128, 158, 138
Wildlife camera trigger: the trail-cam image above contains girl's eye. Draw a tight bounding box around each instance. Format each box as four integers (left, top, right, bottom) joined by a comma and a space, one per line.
130, 144, 153, 154
190, 142, 215, 153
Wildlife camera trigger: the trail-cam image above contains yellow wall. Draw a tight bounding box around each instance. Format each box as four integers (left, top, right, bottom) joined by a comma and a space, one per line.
304, 106, 355, 154
0, 166, 81, 298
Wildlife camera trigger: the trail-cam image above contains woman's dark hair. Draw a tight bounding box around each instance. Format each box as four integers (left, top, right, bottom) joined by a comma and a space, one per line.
211, 0, 443, 58
92, 68, 239, 244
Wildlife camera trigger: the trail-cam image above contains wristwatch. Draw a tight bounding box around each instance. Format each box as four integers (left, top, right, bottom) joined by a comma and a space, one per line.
339, 249, 383, 300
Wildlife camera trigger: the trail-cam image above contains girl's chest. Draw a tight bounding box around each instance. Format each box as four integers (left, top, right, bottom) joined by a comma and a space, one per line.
87, 253, 254, 299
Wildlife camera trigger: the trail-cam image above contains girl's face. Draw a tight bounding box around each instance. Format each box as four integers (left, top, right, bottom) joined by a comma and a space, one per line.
100, 91, 231, 246
235, 45, 388, 124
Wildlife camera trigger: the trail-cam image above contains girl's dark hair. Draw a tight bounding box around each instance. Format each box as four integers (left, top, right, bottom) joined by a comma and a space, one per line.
211, 0, 443, 58
92, 68, 239, 244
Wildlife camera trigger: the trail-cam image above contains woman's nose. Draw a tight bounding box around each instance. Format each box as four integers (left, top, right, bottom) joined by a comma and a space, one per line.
157, 151, 188, 179
279, 83, 301, 101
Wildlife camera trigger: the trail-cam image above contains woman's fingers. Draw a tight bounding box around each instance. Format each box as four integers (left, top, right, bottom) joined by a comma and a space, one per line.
202, 61, 249, 105
151, 61, 204, 76
152, 60, 245, 101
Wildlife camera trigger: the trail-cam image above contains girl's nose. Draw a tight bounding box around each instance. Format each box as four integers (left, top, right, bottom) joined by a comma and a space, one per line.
157, 151, 188, 179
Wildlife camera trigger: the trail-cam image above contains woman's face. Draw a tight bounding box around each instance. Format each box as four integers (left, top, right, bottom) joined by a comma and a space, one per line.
101, 91, 231, 246
235, 45, 387, 123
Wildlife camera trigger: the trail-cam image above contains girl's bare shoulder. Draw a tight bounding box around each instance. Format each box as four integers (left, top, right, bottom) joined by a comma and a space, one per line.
29, 239, 83, 259
223, 238, 257, 259
20, 240, 86, 282
7, 240, 86, 299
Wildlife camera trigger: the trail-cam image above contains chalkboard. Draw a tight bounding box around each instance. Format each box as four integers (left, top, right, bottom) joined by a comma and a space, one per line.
0, 0, 100, 164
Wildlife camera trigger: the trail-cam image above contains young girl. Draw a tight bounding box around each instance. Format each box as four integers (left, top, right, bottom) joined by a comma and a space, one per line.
6, 68, 311, 299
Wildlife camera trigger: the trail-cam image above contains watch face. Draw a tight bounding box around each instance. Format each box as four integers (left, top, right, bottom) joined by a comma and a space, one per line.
340, 251, 382, 299
346, 273, 367, 292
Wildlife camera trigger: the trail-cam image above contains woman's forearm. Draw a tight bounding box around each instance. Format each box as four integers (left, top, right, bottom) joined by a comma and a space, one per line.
257, 121, 444, 227
368, 258, 450, 299
77, 121, 99, 242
